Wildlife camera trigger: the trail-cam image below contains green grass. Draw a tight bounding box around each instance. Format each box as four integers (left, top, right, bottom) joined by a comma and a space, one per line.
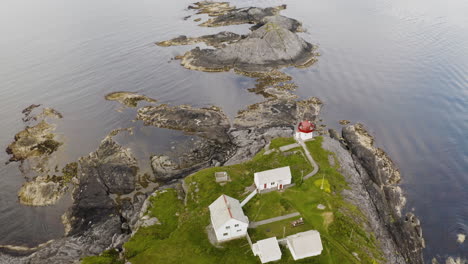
314, 178, 331, 193
91, 137, 384, 264
243, 191, 296, 221
249, 216, 312, 241
81, 249, 123, 264
269, 137, 297, 149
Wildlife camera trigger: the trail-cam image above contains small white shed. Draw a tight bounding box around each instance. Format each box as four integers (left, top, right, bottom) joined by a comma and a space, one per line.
254, 166, 292, 191
252, 237, 282, 263
286, 230, 323, 260
209, 194, 249, 242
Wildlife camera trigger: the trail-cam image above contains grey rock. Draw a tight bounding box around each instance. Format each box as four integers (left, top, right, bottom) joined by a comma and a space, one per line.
252, 15, 304, 33
157, 31, 243, 48
340, 124, 424, 264
180, 22, 316, 73
200, 5, 287, 27
137, 104, 231, 143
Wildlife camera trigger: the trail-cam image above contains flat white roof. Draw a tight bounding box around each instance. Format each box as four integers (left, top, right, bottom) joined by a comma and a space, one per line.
287, 230, 323, 259
253, 237, 282, 263
254, 166, 291, 184
208, 194, 248, 231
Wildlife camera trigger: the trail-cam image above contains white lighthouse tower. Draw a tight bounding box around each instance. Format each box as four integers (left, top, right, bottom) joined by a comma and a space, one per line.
294, 120, 315, 141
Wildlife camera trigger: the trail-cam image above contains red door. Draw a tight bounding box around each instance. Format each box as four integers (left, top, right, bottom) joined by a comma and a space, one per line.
264, 183, 267, 189
279, 184, 283, 189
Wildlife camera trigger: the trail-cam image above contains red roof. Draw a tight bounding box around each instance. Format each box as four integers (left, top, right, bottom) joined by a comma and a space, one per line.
298, 121, 315, 133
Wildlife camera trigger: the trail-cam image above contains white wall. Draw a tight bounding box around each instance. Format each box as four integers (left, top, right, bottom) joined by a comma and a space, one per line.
294, 131, 313, 141
214, 218, 248, 242
254, 176, 292, 191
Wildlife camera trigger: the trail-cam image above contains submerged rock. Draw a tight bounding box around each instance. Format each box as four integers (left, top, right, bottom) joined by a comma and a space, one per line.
6, 120, 62, 162
6, 106, 70, 206
240, 70, 298, 99
137, 104, 231, 143
188, 1, 236, 17
156, 31, 243, 48
180, 22, 317, 72
105, 91, 156, 108
18, 177, 68, 206
342, 123, 424, 264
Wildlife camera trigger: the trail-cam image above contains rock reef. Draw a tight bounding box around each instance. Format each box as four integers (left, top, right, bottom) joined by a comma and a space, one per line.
105, 91, 156, 108
6, 120, 62, 162
156, 31, 243, 48
6, 105, 71, 206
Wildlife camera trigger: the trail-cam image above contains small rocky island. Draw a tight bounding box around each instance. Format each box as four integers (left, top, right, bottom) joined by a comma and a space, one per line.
1, 1, 425, 264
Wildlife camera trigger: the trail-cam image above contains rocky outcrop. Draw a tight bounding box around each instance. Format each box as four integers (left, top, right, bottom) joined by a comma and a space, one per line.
251, 15, 304, 33
198, 4, 287, 27
233, 97, 322, 130
180, 22, 316, 73
341, 124, 424, 264
67, 136, 137, 234
156, 31, 243, 48
2, 136, 144, 263
105, 91, 156, 108
137, 104, 231, 143
150, 136, 234, 181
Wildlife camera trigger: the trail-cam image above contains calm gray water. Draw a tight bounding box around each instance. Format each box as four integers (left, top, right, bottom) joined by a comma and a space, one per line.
0, 0, 467, 261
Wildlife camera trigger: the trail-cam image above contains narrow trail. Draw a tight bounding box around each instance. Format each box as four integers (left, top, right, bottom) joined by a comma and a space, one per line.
297, 139, 319, 180
249, 212, 301, 228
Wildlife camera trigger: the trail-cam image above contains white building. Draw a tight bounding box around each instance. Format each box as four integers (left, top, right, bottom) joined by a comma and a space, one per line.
286, 230, 323, 260
294, 120, 315, 141
254, 166, 292, 191
209, 194, 249, 242
252, 237, 282, 263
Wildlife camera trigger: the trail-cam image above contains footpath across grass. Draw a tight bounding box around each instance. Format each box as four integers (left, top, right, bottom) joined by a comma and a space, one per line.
82, 137, 384, 264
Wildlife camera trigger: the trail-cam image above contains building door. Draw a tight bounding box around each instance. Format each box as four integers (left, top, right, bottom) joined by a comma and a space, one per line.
279, 184, 283, 189
264, 183, 267, 189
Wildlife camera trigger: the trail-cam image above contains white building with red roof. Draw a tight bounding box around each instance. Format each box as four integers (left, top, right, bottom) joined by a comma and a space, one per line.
294, 120, 315, 141
209, 194, 249, 242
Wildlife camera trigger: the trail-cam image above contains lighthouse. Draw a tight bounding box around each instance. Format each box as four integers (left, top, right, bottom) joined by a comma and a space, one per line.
294, 120, 315, 141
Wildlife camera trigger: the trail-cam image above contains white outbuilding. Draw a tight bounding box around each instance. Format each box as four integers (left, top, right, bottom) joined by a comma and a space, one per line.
254, 166, 292, 191
252, 237, 282, 263
286, 230, 323, 260
209, 194, 249, 242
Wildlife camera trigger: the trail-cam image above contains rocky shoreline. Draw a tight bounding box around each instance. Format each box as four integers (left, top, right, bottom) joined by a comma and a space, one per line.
1, 1, 426, 263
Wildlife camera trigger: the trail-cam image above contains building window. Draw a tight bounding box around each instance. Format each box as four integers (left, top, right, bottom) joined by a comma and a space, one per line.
271, 182, 275, 185
226, 226, 230, 229
223, 233, 228, 236
234, 224, 239, 227
237, 229, 242, 232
